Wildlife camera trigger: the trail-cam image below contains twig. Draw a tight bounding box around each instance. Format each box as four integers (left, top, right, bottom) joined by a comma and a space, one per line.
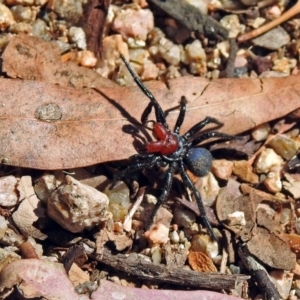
220, 248, 229, 274
123, 187, 146, 231
238, 245, 280, 300
83, 0, 111, 57
220, 38, 238, 78
148, 0, 228, 40
90, 248, 250, 290
238, 1, 300, 42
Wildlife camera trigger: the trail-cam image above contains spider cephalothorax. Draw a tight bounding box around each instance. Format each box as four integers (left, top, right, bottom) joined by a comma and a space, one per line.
116, 55, 235, 241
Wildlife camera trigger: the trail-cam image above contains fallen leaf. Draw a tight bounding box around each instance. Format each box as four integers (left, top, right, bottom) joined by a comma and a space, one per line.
0, 259, 89, 300
95, 228, 132, 252
2, 33, 115, 89
246, 227, 296, 270
188, 251, 218, 273
0, 36, 299, 169
216, 182, 255, 240
12, 176, 47, 240
277, 233, 300, 258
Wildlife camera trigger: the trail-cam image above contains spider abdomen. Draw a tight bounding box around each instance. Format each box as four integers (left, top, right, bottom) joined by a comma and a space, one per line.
184, 148, 213, 177
146, 123, 179, 155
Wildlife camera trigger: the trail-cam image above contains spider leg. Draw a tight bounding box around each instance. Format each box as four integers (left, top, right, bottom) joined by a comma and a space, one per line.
183, 117, 223, 140
178, 161, 217, 241
113, 155, 160, 182
174, 96, 187, 134
190, 132, 236, 147
120, 55, 168, 128
145, 162, 177, 229
141, 102, 154, 124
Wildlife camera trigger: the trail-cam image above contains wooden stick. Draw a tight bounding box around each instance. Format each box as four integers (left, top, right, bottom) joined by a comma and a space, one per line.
238, 1, 300, 42
90, 248, 250, 290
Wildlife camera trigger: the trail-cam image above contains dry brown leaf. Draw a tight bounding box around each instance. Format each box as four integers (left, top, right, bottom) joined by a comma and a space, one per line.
216, 182, 255, 241
12, 176, 47, 240
0, 36, 300, 169
188, 251, 217, 273
95, 228, 132, 252
1, 33, 115, 89
246, 227, 296, 270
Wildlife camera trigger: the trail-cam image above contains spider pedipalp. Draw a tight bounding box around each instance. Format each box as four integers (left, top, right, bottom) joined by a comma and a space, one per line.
117, 54, 236, 241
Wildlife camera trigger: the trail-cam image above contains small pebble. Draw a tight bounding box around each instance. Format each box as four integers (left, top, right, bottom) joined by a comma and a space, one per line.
169, 230, 180, 243
272, 57, 297, 74
127, 37, 146, 48
140, 60, 159, 80
47, 175, 109, 233
268, 134, 298, 160
255, 148, 284, 174
76, 50, 97, 67
190, 234, 219, 258
173, 206, 196, 228
129, 48, 149, 64
185, 40, 206, 63
186, 0, 208, 14
283, 174, 300, 199
220, 14, 245, 38
68, 26, 87, 50
34, 173, 58, 202
195, 172, 220, 206
0, 3, 15, 30
157, 37, 178, 64
10, 5, 32, 22
227, 211, 246, 226
9, 22, 32, 34
251, 122, 271, 142
250, 17, 266, 29
211, 159, 233, 181
32, 19, 51, 40
280, 208, 291, 225
112, 7, 154, 41
97, 34, 129, 78
265, 5, 282, 20
0, 216, 8, 240
0, 176, 18, 207
178, 230, 185, 243
144, 223, 169, 246
233, 160, 259, 184
49, 0, 83, 23
264, 168, 282, 193
216, 40, 229, 58
151, 246, 163, 264
104, 181, 130, 222
252, 26, 290, 50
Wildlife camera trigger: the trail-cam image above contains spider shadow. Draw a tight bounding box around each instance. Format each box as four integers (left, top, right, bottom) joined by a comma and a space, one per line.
93, 88, 153, 153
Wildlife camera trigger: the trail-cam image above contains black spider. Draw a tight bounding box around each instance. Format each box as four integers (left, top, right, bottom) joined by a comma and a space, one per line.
115, 55, 235, 241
